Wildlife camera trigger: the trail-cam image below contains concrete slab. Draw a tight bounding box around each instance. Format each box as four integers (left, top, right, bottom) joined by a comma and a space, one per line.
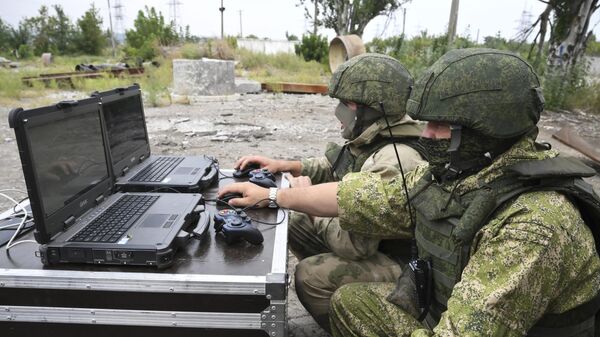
235, 78, 262, 94
172, 58, 235, 96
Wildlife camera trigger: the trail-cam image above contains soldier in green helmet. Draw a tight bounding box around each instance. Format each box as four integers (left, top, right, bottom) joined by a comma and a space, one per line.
231, 53, 426, 331
221, 48, 600, 336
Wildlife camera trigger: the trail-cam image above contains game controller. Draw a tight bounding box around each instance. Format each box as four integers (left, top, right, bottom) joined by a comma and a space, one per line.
213, 209, 264, 245
233, 163, 261, 178
248, 169, 277, 188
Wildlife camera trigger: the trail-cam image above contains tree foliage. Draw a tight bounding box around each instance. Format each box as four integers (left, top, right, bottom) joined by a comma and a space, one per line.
295, 34, 328, 63
298, 0, 409, 37
74, 4, 106, 55
125, 6, 179, 60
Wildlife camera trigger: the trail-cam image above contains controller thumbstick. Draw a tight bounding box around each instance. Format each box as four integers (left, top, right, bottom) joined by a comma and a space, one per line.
231, 218, 243, 226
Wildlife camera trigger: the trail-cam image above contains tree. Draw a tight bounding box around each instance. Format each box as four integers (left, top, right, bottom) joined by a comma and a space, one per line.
295, 34, 328, 63
0, 18, 11, 53
520, 0, 599, 69
125, 6, 178, 60
48, 5, 74, 54
8, 22, 32, 57
74, 4, 106, 55
298, 0, 410, 37
23, 6, 52, 55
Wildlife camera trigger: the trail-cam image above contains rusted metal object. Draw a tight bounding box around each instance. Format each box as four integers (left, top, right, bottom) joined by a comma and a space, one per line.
22, 67, 145, 87
552, 126, 600, 163
328, 35, 365, 72
261, 82, 328, 94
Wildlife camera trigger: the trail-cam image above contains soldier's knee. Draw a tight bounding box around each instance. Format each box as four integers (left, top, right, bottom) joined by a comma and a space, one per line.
330, 283, 356, 312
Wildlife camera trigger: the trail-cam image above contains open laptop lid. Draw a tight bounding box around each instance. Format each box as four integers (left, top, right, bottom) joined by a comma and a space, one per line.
9, 98, 113, 244
91, 84, 151, 177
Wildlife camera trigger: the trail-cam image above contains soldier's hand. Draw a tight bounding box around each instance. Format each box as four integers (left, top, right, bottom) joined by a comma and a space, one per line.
285, 174, 312, 188
235, 155, 282, 173
218, 182, 270, 208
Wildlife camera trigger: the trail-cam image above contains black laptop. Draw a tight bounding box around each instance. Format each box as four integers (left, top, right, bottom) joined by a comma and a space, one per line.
9, 98, 204, 268
92, 84, 218, 193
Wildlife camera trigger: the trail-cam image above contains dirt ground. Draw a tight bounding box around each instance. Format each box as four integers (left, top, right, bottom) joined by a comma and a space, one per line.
1, 92, 600, 336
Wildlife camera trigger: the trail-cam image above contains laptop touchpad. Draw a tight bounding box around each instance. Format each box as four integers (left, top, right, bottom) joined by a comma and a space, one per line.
174, 167, 194, 175
140, 214, 169, 228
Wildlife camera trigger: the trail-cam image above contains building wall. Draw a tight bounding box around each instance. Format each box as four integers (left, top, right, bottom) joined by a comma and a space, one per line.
237, 39, 299, 54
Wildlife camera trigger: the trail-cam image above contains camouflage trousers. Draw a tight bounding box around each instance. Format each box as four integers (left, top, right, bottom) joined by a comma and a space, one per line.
288, 211, 402, 333
330, 282, 429, 337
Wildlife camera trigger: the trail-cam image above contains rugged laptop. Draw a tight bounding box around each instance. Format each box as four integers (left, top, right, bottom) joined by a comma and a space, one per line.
92, 84, 217, 193
9, 98, 204, 268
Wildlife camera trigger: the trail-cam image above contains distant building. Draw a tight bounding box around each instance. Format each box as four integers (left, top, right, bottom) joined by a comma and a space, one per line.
237, 38, 299, 54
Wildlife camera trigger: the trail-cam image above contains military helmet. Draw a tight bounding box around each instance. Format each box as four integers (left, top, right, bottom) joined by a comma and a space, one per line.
328, 53, 413, 118
407, 48, 545, 138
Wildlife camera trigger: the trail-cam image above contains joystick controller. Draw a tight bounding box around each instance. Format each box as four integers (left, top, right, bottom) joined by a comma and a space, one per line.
248, 169, 277, 188
213, 209, 264, 245
233, 163, 261, 179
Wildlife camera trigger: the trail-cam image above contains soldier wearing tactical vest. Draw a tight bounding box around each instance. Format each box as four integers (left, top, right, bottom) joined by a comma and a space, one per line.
221, 48, 600, 336
232, 53, 425, 331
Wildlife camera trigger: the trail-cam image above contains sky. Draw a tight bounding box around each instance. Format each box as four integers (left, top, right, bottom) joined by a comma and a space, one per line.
1, 0, 599, 43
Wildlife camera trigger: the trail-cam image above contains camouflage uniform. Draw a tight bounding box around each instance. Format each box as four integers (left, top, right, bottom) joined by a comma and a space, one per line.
333, 135, 600, 337
289, 53, 426, 331
330, 49, 600, 337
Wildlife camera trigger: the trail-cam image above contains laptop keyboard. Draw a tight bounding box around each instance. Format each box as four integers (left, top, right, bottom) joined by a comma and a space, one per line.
130, 157, 184, 182
69, 195, 159, 243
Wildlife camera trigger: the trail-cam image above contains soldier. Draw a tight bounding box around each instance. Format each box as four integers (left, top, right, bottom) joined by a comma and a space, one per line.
220, 48, 600, 336
232, 53, 425, 331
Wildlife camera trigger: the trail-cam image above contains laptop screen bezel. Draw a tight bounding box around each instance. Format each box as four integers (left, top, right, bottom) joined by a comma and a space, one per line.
93, 85, 151, 178
9, 98, 113, 243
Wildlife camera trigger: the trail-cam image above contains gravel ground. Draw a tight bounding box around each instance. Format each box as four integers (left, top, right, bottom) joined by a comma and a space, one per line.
1, 92, 600, 336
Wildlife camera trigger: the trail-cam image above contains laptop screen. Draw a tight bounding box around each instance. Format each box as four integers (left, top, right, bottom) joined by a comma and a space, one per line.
27, 105, 109, 217
102, 94, 147, 165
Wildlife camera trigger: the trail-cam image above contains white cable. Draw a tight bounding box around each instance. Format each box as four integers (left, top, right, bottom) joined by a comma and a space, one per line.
0, 189, 28, 222
0, 189, 27, 194
0, 192, 36, 250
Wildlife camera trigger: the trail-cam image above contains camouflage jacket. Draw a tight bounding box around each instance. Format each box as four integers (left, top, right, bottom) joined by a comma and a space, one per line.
338, 136, 600, 336
300, 115, 424, 184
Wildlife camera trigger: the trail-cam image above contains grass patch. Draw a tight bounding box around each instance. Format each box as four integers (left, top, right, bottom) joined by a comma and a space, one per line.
0, 48, 329, 108
237, 48, 329, 84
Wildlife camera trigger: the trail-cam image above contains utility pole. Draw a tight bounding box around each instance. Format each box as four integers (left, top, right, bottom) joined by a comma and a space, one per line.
219, 0, 225, 39
239, 10, 243, 37
168, 0, 182, 31
402, 8, 406, 37
107, 0, 116, 57
447, 0, 460, 46
313, 0, 319, 36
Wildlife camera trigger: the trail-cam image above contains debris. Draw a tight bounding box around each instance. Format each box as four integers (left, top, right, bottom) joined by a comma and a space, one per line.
552, 126, 600, 163
220, 113, 233, 117
172, 118, 190, 124
41, 53, 53, 66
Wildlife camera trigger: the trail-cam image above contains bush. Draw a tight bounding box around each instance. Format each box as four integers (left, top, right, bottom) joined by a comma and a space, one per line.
180, 43, 203, 59
295, 34, 328, 64
17, 44, 33, 59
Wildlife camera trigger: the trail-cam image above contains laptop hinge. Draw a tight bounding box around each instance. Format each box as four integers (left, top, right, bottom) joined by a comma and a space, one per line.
64, 216, 76, 228
122, 166, 129, 175
95, 195, 105, 205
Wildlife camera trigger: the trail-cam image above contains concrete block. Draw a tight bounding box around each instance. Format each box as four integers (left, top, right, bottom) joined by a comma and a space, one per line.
172, 58, 235, 96
235, 78, 262, 94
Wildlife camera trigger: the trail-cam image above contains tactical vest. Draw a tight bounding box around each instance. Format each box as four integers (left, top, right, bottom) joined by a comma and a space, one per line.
409, 157, 600, 336
324, 137, 425, 179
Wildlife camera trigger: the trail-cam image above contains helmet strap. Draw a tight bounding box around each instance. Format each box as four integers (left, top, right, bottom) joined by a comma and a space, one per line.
442, 125, 493, 181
